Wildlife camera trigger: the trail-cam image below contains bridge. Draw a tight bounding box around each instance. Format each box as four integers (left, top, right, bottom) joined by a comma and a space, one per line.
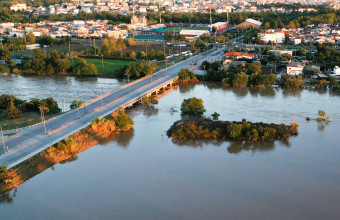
0, 46, 226, 169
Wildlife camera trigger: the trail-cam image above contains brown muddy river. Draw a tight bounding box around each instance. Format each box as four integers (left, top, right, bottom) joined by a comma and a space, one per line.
1, 79, 340, 219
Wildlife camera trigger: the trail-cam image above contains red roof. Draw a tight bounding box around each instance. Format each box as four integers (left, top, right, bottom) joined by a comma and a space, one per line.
225, 52, 242, 57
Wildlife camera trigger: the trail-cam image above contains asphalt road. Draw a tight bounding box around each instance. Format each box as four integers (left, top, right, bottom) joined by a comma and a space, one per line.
0, 46, 226, 168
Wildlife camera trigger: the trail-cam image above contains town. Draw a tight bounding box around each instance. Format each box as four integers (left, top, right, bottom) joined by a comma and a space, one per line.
0, 0, 340, 219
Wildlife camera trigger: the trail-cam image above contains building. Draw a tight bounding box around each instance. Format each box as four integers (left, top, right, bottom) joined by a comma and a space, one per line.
208, 22, 229, 34
10, 3, 27, 11
286, 62, 305, 76
179, 29, 210, 40
235, 18, 262, 29
258, 30, 285, 44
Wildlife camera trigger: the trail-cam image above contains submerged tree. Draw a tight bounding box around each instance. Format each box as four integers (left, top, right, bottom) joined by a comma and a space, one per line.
181, 97, 206, 116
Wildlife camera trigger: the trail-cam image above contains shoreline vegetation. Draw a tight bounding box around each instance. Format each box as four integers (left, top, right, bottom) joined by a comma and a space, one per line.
167, 118, 298, 142
0, 109, 134, 194
0, 82, 176, 194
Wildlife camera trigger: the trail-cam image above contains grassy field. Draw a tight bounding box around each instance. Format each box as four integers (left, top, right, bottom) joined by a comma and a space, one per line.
12, 39, 103, 57
0, 111, 59, 131
71, 58, 138, 76
155, 27, 207, 33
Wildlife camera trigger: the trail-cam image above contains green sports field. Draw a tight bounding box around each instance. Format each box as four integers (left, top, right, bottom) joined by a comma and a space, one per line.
155, 27, 207, 33
72, 58, 138, 76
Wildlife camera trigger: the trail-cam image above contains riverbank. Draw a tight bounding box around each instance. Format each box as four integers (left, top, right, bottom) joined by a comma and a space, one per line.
0, 110, 133, 194
167, 118, 298, 141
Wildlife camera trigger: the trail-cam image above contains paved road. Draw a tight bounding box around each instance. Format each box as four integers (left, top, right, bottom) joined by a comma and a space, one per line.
0, 46, 226, 168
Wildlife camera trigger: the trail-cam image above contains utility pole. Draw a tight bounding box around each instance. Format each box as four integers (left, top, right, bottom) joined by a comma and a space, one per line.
1, 126, 7, 153
83, 96, 86, 113
63, 99, 66, 112
101, 88, 104, 106
39, 106, 47, 134
68, 41, 71, 57
101, 55, 104, 73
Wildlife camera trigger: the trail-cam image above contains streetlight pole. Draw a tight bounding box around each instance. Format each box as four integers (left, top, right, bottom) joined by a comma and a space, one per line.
83, 96, 86, 113
1, 126, 7, 153
101, 55, 104, 73
39, 107, 47, 134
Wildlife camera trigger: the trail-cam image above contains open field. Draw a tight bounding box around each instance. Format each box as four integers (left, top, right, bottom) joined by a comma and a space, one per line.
71, 58, 138, 76
12, 39, 103, 57
0, 111, 59, 131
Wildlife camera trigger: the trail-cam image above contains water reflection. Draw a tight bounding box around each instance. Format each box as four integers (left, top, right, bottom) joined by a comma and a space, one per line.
232, 87, 248, 97
248, 87, 277, 98
172, 139, 224, 148
172, 138, 293, 155
101, 129, 135, 148
282, 89, 302, 98
0, 188, 16, 204
227, 141, 276, 154
178, 83, 196, 93
143, 107, 159, 117
59, 155, 78, 165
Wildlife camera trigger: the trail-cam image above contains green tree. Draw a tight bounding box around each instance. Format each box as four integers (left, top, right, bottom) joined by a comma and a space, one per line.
246, 62, 262, 75
6, 96, 22, 119
70, 100, 84, 109
59, 59, 71, 73
178, 68, 197, 82
190, 41, 196, 53
181, 97, 206, 115
232, 72, 248, 87
113, 109, 134, 131
26, 32, 36, 44
73, 58, 98, 76
140, 96, 158, 107
211, 112, 220, 120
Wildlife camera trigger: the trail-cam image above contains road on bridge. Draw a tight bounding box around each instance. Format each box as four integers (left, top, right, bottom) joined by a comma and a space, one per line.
0, 46, 226, 168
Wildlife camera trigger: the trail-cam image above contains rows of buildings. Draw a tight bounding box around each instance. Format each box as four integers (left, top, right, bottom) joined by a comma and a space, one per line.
8, 0, 338, 17
0, 20, 129, 39
258, 24, 340, 45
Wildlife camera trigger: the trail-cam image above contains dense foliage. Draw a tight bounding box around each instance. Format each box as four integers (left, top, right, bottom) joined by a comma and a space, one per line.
181, 97, 206, 116
167, 119, 298, 141
0, 94, 61, 119
118, 61, 157, 79
178, 68, 197, 82
73, 58, 98, 76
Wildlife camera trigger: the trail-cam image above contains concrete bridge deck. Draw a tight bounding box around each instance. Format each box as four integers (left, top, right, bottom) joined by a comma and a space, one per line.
0, 46, 226, 168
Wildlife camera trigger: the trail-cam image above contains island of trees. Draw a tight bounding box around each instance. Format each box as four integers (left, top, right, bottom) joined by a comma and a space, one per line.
167, 97, 298, 142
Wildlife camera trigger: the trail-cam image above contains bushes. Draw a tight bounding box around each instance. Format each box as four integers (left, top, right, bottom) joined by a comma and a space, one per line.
178, 68, 197, 82
181, 97, 206, 116
56, 137, 77, 152
73, 58, 98, 76
167, 119, 297, 142
281, 74, 304, 89
140, 96, 158, 107
70, 100, 84, 110
0, 166, 8, 177
112, 109, 134, 131
232, 72, 248, 87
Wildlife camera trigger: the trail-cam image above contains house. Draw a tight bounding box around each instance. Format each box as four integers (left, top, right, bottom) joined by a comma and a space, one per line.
286, 62, 305, 76
10, 3, 27, 11
294, 37, 302, 45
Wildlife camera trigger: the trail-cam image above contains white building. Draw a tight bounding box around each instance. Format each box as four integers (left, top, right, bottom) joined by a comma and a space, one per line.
10, 3, 27, 11
258, 30, 285, 44
179, 29, 210, 40
286, 62, 305, 76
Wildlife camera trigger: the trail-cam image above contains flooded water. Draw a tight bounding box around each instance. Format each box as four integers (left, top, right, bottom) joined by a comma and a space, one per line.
1, 83, 340, 219
0, 74, 125, 111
